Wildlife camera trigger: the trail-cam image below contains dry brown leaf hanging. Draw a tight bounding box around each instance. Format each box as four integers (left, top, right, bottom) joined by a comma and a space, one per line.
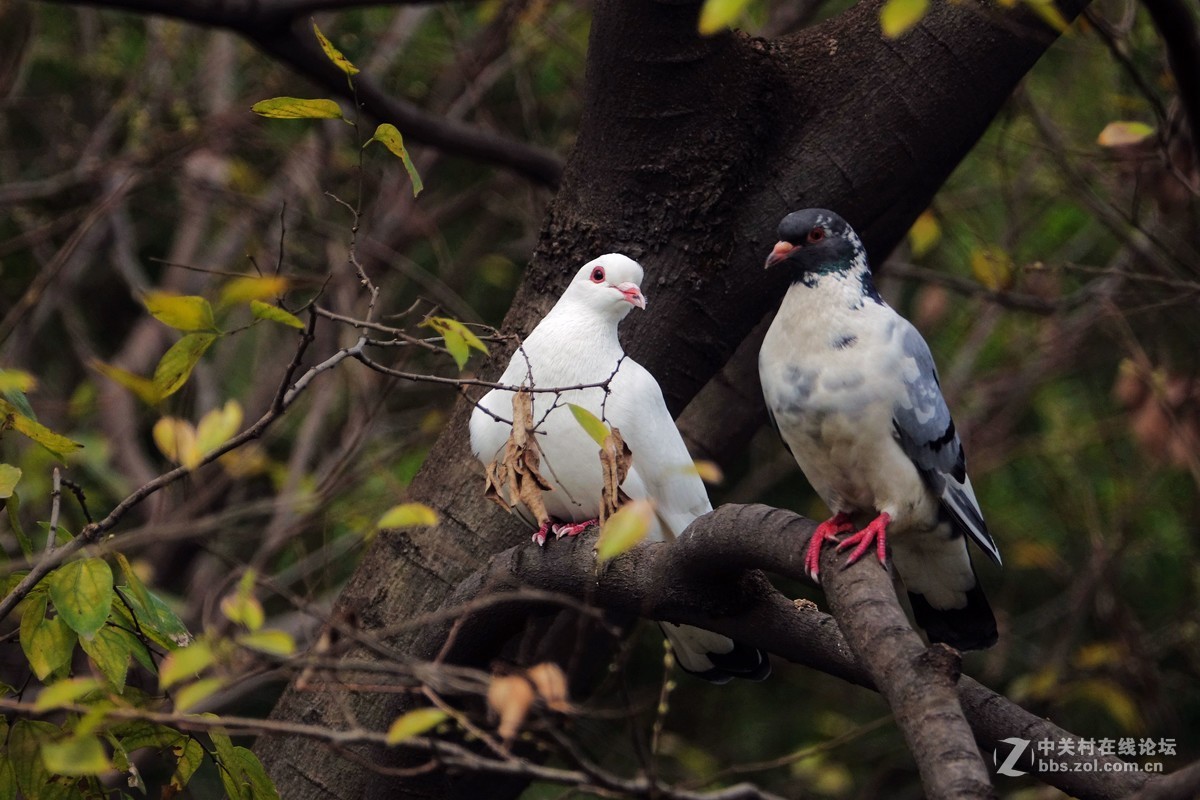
598, 426, 633, 525
482, 389, 552, 528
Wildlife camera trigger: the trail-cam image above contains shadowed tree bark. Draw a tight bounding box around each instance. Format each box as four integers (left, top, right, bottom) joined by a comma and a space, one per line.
243, 0, 1093, 797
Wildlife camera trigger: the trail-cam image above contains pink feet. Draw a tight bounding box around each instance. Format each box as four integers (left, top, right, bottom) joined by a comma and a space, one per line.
532, 518, 599, 546
804, 511, 891, 579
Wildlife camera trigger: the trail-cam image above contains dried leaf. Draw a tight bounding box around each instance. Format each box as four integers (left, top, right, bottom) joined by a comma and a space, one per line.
526, 663, 570, 712
1097, 121, 1155, 148
598, 428, 633, 525
483, 390, 552, 529
487, 674, 535, 742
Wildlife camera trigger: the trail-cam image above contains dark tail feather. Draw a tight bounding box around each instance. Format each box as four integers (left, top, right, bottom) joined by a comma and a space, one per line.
908, 582, 997, 651
704, 641, 772, 683
660, 623, 771, 683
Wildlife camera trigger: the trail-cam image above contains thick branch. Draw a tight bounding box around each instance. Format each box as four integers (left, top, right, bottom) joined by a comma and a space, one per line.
440, 504, 1157, 800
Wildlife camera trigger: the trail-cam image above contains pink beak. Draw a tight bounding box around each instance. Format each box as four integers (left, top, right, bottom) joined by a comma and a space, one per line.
617, 282, 647, 309
765, 240, 795, 268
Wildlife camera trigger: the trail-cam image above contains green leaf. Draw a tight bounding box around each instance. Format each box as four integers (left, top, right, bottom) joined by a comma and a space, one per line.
48, 558, 113, 638
596, 499, 655, 562
219, 276, 290, 308
159, 641, 214, 689
173, 677, 225, 712
0, 754, 17, 800
386, 708, 447, 744
250, 300, 305, 330
114, 721, 183, 754
20, 594, 76, 680
89, 360, 163, 406
33, 677, 103, 712
233, 746, 282, 800
0, 397, 83, 460
377, 502, 438, 529
10, 719, 60, 799
312, 20, 359, 75
143, 292, 217, 332
42, 735, 112, 776
420, 316, 487, 370
567, 404, 610, 447
236, 629, 296, 656
79, 626, 132, 692
880, 0, 928, 37
152, 332, 218, 399
114, 584, 193, 651
251, 97, 344, 120
367, 124, 424, 196
207, 721, 247, 800
0, 464, 20, 498
170, 737, 204, 794
8, 493, 31, 557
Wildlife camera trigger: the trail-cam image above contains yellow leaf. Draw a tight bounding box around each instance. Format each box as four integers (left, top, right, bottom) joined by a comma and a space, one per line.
0, 398, 83, 460
1073, 642, 1124, 670
1097, 121, 1155, 148
880, 0, 929, 37
684, 460, 724, 485
218, 275, 290, 308
386, 708, 447, 744
420, 317, 487, 370
159, 641, 214, 690
153, 332, 218, 398
367, 124, 424, 197
0, 464, 20, 498
143, 292, 216, 332
970, 245, 1015, 291
1022, 0, 1071, 34
41, 735, 112, 776
173, 677, 225, 712
33, 677, 103, 712
251, 97, 344, 120
153, 417, 199, 469
220, 570, 264, 631
236, 629, 295, 656
250, 300, 306, 330
311, 20, 359, 75
91, 360, 162, 405
195, 400, 243, 460
377, 502, 439, 529
0, 369, 35, 393
567, 404, 610, 447
596, 499, 654, 562
908, 210, 941, 257
697, 0, 752, 36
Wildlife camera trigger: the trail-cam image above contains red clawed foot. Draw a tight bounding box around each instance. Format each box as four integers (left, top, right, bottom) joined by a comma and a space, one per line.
804, 512, 856, 579
835, 512, 891, 568
552, 519, 598, 539
532, 522, 553, 546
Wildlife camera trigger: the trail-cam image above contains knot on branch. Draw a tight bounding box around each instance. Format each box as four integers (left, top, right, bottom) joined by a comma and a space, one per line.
914, 642, 963, 687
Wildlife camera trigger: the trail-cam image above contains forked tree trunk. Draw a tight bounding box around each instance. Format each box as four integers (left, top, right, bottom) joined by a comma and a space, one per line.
257, 0, 1086, 797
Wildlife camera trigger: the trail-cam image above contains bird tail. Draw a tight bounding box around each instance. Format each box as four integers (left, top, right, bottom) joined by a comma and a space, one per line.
907, 579, 997, 651
659, 622, 771, 684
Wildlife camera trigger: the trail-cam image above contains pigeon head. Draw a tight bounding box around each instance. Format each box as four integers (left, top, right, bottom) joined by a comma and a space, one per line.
562, 253, 647, 317
764, 209, 867, 280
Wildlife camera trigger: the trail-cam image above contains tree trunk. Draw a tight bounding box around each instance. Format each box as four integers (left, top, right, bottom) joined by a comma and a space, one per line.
257, 0, 1087, 797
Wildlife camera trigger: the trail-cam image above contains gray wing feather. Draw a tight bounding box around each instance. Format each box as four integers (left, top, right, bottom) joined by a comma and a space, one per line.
892, 323, 1002, 566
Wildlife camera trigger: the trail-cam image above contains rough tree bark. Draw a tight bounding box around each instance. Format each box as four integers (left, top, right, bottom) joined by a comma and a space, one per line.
253, 0, 1090, 797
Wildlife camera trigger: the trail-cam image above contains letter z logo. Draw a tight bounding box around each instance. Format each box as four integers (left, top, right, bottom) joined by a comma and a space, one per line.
995, 737, 1031, 777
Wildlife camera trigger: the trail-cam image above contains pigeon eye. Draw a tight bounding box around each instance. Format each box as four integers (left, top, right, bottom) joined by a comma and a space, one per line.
807, 227, 825, 243
590, 267, 605, 283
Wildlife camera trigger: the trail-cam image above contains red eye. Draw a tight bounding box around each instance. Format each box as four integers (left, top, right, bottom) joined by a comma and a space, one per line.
807, 227, 825, 243
590, 267, 605, 283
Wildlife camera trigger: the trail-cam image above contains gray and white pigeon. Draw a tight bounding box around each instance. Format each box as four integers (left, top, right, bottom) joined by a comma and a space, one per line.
470, 253, 771, 682
758, 209, 1001, 650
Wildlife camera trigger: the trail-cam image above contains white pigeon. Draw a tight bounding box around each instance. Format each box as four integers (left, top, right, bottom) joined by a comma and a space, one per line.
470, 253, 770, 682
758, 209, 1001, 650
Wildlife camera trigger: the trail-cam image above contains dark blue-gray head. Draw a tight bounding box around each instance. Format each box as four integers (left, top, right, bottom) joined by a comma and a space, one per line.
763, 209, 868, 279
